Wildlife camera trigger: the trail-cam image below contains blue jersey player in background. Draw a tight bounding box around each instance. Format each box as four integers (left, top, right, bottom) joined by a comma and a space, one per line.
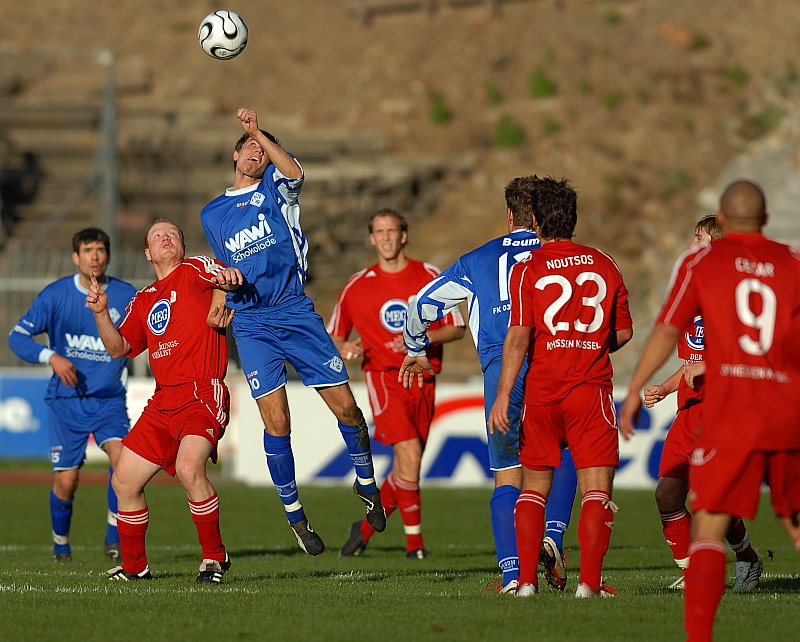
399, 176, 578, 593
8, 228, 136, 562
200, 108, 385, 555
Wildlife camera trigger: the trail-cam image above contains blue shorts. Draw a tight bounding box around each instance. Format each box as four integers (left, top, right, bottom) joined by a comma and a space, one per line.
46, 395, 130, 470
483, 360, 525, 471
233, 297, 349, 399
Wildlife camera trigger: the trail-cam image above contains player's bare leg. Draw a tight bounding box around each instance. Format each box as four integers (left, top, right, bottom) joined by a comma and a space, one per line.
256, 388, 324, 555
51, 467, 80, 562
684, 510, 732, 641
101, 438, 123, 561
514, 467, 554, 596
108, 446, 160, 579
318, 383, 385, 532
175, 436, 228, 582
574, 466, 616, 597
655, 476, 691, 586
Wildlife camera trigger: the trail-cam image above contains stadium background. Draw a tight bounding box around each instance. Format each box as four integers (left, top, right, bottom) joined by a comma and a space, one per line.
2, 0, 800, 481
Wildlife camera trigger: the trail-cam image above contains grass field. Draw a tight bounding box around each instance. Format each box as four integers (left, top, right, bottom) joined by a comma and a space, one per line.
1, 472, 798, 641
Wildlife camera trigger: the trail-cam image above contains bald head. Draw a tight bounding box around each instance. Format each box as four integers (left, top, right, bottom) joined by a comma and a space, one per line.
718, 180, 767, 232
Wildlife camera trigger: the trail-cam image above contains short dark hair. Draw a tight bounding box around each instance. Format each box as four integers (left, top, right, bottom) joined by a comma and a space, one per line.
143, 218, 185, 249
529, 176, 577, 240
72, 228, 110, 254
504, 176, 537, 228
695, 214, 722, 240
233, 130, 280, 170
368, 208, 408, 234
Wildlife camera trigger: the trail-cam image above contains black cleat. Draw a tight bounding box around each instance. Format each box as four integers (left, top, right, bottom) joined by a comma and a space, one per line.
106, 565, 152, 581
339, 521, 369, 558
104, 543, 121, 562
290, 518, 326, 556
196, 554, 230, 584
353, 481, 386, 533
406, 548, 429, 560
53, 552, 72, 563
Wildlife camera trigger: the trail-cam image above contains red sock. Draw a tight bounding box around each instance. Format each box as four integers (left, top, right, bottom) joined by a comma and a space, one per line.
394, 475, 424, 551
514, 490, 546, 587
685, 540, 726, 642
188, 493, 226, 562
117, 508, 149, 574
725, 518, 758, 562
578, 490, 614, 591
660, 507, 692, 564
361, 472, 398, 543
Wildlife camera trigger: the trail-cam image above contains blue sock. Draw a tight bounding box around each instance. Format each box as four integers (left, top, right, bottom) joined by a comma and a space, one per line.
545, 449, 577, 551
338, 419, 377, 494
105, 468, 119, 546
50, 490, 73, 554
490, 484, 520, 586
263, 433, 305, 523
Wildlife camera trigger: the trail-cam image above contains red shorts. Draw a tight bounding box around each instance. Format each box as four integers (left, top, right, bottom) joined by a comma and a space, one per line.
520, 385, 619, 470
365, 370, 435, 446
123, 380, 230, 477
658, 402, 702, 480
689, 447, 800, 519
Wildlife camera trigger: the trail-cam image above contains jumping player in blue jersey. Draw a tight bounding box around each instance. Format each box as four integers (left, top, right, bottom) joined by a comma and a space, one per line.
200, 108, 385, 554
8, 228, 136, 562
399, 176, 578, 594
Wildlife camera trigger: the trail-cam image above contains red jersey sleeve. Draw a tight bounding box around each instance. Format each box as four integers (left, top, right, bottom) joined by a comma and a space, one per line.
183, 256, 226, 292
326, 271, 363, 339
118, 292, 148, 358
508, 257, 534, 328
611, 268, 633, 332
658, 247, 707, 332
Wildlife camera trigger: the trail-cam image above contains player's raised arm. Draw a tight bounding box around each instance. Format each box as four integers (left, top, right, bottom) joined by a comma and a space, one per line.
87, 274, 131, 359
236, 108, 302, 180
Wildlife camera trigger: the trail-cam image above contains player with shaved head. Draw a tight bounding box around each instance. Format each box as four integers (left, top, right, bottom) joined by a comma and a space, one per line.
620, 180, 800, 639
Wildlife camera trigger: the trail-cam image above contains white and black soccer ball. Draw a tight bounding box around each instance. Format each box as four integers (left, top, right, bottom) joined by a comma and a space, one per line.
198, 10, 248, 60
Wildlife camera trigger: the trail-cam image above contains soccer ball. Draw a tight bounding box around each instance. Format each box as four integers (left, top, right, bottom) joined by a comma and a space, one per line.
198, 10, 248, 60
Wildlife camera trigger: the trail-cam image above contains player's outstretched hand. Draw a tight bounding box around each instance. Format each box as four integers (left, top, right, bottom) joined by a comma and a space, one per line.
341, 337, 363, 361
211, 266, 244, 291
208, 305, 234, 329
237, 108, 259, 137
49, 353, 78, 387
399, 355, 433, 389
618, 394, 641, 441
487, 397, 510, 435
643, 384, 667, 408
86, 274, 108, 313
683, 361, 706, 390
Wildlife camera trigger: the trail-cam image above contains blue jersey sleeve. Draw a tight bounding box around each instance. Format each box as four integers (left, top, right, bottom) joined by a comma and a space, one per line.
8, 287, 56, 364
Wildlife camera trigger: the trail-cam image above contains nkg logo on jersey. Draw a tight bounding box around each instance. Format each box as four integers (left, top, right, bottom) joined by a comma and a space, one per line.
224, 213, 276, 263
685, 315, 705, 351
147, 299, 171, 335
380, 299, 408, 333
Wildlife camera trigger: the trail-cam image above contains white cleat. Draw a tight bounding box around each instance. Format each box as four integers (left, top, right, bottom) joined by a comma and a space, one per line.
668, 575, 685, 590
515, 582, 538, 597
498, 579, 518, 595
575, 582, 617, 598
732, 558, 763, 591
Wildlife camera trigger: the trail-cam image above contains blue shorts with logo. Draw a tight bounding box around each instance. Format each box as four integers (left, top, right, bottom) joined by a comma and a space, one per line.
233, 296, 349, 399
46, 395, 130, 470
483, 359, 526, 471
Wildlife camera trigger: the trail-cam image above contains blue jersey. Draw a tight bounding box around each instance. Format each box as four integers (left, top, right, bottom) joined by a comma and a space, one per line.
200, 161, 308, 310
9, 274, 136, 400
404, 228, 540, 371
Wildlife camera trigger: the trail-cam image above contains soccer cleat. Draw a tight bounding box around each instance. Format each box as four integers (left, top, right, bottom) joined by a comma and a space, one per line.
515, 582, 538, 597
339, 521, 369, 558
104, 543, 121, 562
540, 536, 567, 591
106, 565, 152, 581
499, 579, 519, 595
406, 548, 429, 560
53, 552, 72, 563
575, 582, 617, 598
196, 554, 231, 584
290, 518, 325, 556
732, 558, 763, 591
353, 481, 386, 533
668, 575, 685, 590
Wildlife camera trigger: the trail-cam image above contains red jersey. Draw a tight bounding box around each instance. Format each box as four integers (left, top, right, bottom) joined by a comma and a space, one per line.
509, 240, 632, 405
659, 233, 800, 450
327, 259, 464, 374
119, 257, 228, 386
676, 316, 705, 410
